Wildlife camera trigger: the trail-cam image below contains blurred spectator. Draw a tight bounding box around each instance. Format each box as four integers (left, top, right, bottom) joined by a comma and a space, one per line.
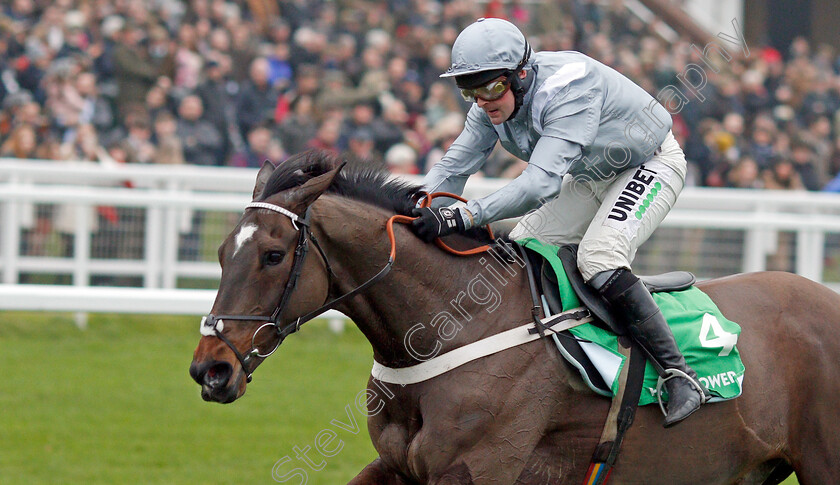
113, 22, 161, 117
338, 101, 376, 150
274, 63, 321, 123
266, 41, 293, 89
152, 111, 184, 165
800, 72, 836, 123
75, 71, 114, 134
1, 123, 40, 158
371, 99, 408, 155
143, 83, 173, 128
0, 0, 837, 201
196, 58, 241, 160
357, 46, 389, 100
91, 15, 123, 82
424, 112, 464, 173
58, 123, 108, 162
802, 115, 833, 183
397, 70, 426, 118
748, 126, 777, 170
790, 139, 821, 190
707, 76, 745, 121
306, 116, 341, 155
13, 40, 50, 104
329, 33, 363, 85
316, 69, 357, 112
235, 56, 278, 141
277, 93, 317, 156
726, 156, 763, 189
230, 123, 274, 168
173, 23, 203, 94
384, 143, 418, 175
290, 26, 327, 69
44, 60, 85, 137
742, 69, 771, 119
4, 0, 37, 24
176, 94, 223, 166
343, 127, 380, 167
403, 114, 433, 163
425, 80, 463, 127
147, 24, 176, 81
12, 99, 50, 133
763, 158, 805, 190
229, 22, 259, 82
830, 138, 840, 178
423, 44, 454, 87
122, 115, 156, 164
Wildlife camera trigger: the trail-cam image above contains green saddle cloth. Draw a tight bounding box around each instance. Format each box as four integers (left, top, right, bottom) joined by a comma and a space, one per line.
520, 238, 746, 405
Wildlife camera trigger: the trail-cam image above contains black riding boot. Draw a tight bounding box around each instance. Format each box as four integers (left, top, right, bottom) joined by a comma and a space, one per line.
593, 269, 705, 427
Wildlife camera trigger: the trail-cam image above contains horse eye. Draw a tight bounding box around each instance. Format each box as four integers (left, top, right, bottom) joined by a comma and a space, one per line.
263, 251, 285, 266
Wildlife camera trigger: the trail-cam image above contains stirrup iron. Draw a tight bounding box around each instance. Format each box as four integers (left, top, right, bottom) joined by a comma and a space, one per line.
655, 368, 708, 418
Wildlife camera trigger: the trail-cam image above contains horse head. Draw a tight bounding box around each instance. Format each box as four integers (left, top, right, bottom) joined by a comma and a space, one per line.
190, 154, 343, 403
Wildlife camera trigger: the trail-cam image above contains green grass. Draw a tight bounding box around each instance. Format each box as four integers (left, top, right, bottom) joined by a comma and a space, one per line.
0, 312, 801, 484
0, 312, 377, 484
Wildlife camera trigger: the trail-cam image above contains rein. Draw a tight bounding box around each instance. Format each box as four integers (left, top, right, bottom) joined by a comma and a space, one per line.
418, 191, 496, 256
201, 193, 494, 382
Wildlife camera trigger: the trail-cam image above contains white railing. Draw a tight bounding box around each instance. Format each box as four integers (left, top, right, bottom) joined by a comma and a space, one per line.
2, 158, 840, 317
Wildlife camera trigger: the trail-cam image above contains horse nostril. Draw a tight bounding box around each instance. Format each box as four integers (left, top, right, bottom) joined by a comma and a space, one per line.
190, 360, 232, 389
203, 362, 233, 389
189, 361, 205, 384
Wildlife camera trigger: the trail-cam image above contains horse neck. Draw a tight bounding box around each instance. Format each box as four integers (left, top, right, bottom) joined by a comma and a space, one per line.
312, 197, 534, 367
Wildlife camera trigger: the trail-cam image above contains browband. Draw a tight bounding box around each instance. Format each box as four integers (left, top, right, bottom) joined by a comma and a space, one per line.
245, 202, 306, 230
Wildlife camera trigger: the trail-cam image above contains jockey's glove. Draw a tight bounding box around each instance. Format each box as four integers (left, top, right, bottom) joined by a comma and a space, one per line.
411, 206, 470, 242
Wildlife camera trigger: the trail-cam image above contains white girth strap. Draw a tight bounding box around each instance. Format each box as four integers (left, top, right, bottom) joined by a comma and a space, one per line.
371, 307, 593, 385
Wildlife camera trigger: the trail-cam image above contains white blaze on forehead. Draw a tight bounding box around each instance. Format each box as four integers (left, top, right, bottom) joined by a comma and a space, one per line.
233, 223, 258, 258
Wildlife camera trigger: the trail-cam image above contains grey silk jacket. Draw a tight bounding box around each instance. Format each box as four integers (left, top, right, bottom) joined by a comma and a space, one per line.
423, 51, 673, 227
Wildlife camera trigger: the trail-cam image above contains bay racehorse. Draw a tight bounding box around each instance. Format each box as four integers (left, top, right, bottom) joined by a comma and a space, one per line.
190, 151, 840, 484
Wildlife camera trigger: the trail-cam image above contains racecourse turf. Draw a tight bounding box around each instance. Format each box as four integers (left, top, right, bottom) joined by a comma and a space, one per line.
0, 312, 800, 484
0, 312, 377, 484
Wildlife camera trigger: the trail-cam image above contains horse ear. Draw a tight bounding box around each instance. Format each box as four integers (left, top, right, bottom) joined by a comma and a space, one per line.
284, 162, 346, 210
252, 160, 276, 200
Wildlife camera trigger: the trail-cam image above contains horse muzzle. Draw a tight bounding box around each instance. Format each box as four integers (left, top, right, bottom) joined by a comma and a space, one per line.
189, 359, 243, 403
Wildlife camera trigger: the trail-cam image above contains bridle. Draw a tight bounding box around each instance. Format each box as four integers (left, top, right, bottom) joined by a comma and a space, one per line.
199, 201, 393, 383
200, 192, 495, 383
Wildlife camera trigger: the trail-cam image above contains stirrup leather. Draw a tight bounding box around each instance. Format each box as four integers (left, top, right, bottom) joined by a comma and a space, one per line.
655, 368, 708, 418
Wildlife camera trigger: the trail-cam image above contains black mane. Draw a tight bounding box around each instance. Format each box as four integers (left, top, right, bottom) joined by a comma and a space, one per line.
259, 150, 507, 244
259, 150, 424, 216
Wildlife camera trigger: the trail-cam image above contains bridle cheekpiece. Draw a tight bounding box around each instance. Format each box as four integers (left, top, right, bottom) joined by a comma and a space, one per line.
200, 200, 393, 383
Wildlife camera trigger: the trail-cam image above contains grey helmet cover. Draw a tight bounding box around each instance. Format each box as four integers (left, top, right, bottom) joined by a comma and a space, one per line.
441, 18, 531, 79
442, 18, 533, 121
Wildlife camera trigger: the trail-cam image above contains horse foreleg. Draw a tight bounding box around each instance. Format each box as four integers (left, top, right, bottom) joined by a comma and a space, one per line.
348, 457, 411, 485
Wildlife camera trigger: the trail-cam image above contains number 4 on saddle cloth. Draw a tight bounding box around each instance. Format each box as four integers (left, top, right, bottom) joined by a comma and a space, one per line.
518, 238, 746, 406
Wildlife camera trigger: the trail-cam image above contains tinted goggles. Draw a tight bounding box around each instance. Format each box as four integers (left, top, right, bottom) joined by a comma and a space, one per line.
459, 77, 511, 102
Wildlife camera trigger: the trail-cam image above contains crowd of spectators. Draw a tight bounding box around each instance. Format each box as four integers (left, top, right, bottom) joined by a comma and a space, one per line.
2, 0, 840, 193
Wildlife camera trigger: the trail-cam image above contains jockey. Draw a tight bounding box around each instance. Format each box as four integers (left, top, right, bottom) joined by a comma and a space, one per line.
412, 18, 706, 427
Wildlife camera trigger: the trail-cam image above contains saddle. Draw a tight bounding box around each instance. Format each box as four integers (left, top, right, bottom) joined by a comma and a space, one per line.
522, 243, 696, 394
518, 242, 703, 483
534, 244, 695, 333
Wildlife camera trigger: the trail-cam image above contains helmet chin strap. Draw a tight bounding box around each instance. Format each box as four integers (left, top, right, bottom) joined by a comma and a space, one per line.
506, 68, 535, 121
